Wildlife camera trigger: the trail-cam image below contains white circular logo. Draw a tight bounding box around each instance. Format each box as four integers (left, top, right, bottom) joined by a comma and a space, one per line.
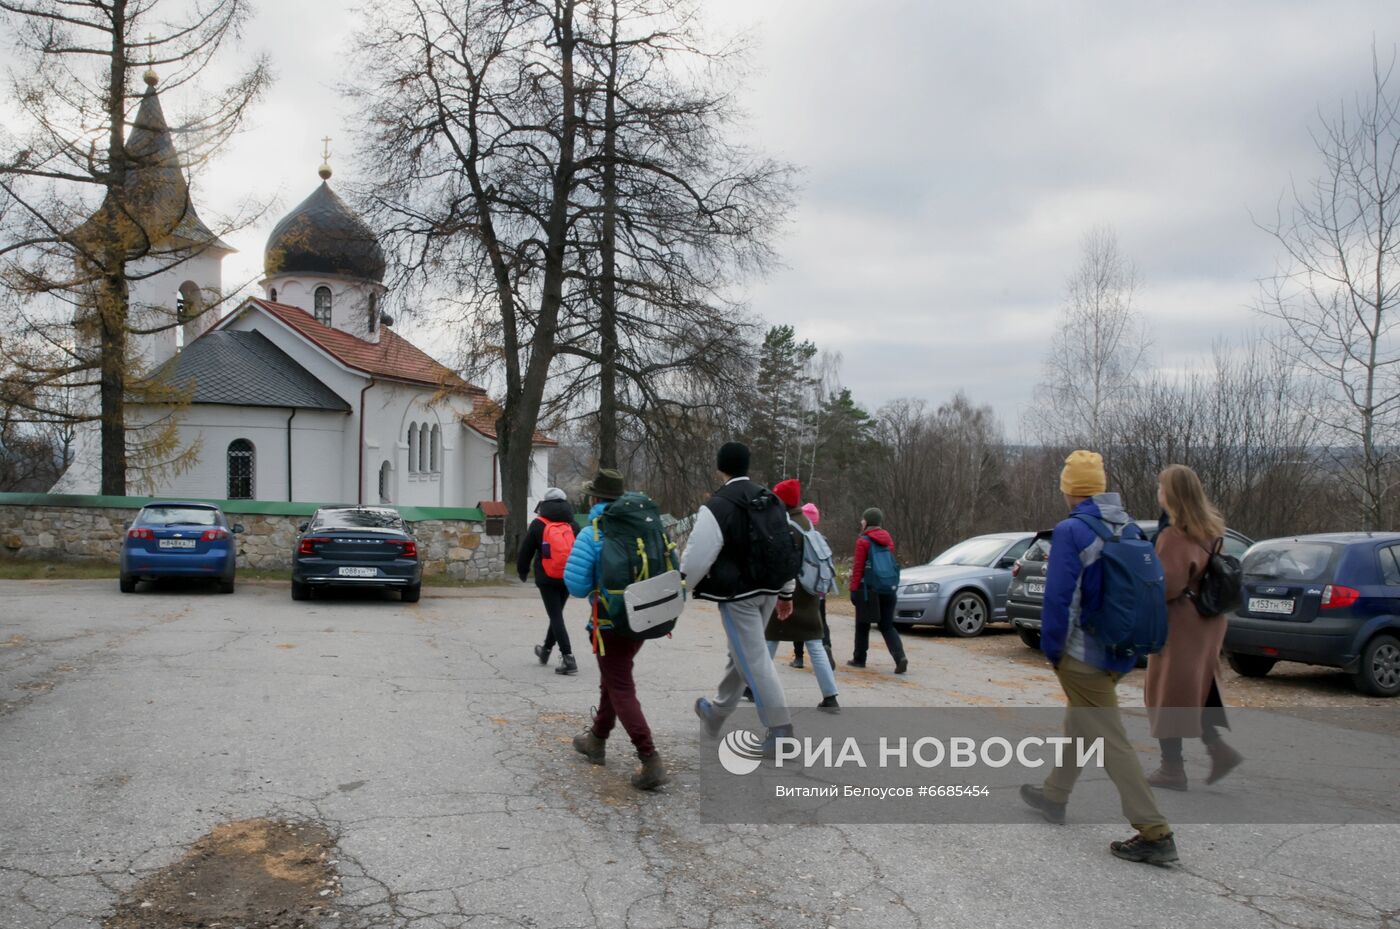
717, 729, 765, 776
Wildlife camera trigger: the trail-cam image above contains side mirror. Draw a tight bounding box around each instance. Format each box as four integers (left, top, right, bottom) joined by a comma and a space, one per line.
232, 523, 246, 534
297, 522, 309, 533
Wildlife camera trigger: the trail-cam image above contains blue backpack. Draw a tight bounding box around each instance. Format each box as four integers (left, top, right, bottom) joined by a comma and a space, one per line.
862, 537, 901, 596
1072, 515, 1168, 657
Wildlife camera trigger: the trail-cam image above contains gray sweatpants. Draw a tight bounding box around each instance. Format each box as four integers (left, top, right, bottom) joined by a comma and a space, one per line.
712, 595, 791, 729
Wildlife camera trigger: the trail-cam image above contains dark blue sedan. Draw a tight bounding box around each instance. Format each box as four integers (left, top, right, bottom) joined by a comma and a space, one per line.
120, 502, 242, 594
1226, 532, 1400, 696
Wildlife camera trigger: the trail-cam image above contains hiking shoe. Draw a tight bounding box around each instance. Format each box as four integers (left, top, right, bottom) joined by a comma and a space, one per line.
1019, 784, 1066, 824
694, 697, 722, 738
817, 695, 841, 713
555, 654, 579, 675
762, 724, 795, 759
846, 659, 866, 669
789, 655, 805, 669
742, 687, 753, 702
1205, 740, 1244, 785
1110, 832, 1179, 865
1147, 762, 1188, 791
631, 752, 670, 791
894, 658, 909, 674
534, 644, 552, 665
572, 730, 606, 765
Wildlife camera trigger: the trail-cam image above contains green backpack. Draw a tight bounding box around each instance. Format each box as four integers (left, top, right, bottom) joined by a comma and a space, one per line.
594, 492, 679, 640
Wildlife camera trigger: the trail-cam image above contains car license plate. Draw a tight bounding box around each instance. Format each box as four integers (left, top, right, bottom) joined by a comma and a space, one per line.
1027, 582, 1045, 596
158, 539, 197, 549
338, 566, 378, 578
1249, 597, 1294, 615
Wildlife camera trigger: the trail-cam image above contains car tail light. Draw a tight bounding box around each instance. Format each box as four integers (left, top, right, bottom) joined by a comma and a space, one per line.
396, 540, 418, 558
127, 528, 153, 540
201, 529, 229, 542
299, 536, 330, 555
1321, 585, 1360, 609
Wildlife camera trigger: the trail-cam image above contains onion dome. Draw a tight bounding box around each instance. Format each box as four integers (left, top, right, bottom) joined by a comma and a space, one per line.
263, 167, 386, 283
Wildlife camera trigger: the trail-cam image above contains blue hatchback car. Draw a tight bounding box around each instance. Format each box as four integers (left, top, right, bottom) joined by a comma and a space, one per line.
119, 502, 243, 594
1225, 532, 1400, 697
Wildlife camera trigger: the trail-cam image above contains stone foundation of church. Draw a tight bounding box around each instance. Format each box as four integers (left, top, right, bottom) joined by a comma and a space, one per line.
0, 496, 507, 580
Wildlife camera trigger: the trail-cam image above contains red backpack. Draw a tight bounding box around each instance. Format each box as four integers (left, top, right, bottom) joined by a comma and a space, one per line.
539, 518, 576, 579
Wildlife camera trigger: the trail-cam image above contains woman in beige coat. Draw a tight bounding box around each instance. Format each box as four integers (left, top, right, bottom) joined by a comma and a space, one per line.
1145, 465, 1243, 791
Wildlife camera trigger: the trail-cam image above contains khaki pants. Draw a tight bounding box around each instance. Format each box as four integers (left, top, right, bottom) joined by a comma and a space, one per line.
1043, 656, 1171, 841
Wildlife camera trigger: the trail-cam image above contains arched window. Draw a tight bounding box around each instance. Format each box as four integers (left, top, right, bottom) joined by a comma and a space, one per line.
269, 287, 278, 303
175, 281, 201, 352
407, 422, 418, 474
418, 423, 430, 473
313, 286, 332, 325
227, 439, 254, 499
368, 293, 378, 333
430, 424, 441, 473
378, 460, 392, 503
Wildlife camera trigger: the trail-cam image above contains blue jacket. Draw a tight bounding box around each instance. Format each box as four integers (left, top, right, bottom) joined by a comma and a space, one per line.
1040, 494, 1139, 675
564, 501, 608, 601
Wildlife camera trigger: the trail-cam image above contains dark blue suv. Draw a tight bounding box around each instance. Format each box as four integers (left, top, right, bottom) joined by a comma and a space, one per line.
1225, 533, 1400, 696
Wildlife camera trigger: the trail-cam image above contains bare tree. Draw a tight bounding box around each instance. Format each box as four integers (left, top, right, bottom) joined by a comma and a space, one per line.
0, 0, 270, 494
1258, 49, 1400, 529
1039, 226, 1151, 448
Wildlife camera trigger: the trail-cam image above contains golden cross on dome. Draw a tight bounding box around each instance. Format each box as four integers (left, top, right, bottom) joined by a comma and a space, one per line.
321, 137, 332, 161
146, 35, 155, 65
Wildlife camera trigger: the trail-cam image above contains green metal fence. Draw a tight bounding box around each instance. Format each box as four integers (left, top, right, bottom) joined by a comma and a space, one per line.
0, 492, 487, 524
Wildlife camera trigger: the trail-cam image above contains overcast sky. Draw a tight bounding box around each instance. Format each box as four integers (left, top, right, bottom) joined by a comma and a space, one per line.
135, 1, 1400, 431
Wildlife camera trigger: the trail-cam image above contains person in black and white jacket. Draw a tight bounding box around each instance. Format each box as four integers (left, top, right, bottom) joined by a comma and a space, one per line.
682, 442, 795, 744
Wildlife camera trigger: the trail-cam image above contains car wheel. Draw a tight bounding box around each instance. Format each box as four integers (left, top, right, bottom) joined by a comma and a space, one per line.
291, 580, 310, 601
1227, 652, 1276, 678
944, 592, 987, 637
119, 574, 137, 594
217, 578, 235, 594
1016, 627, 1041, 650
402, 583, 422, 604
1354, 634, 1400, 697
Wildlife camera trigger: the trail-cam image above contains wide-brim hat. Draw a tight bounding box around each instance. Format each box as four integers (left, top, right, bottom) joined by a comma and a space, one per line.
582, 468, 625, 501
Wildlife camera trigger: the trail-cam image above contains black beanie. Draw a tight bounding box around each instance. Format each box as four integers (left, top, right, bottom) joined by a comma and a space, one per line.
717, 441, 750, 477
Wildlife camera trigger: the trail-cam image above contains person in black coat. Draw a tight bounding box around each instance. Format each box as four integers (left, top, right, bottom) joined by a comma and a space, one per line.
516, 488, 582, 675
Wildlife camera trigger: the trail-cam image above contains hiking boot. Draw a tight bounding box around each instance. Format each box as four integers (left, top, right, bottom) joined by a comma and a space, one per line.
1110, 832, 1179, 865
1019, 784, 1066, 824
572, 729, 606, 765
534, 644, 552, 665
555, 654, 579, 675
789, 655, 805, 669
742, 687, 753, 702
694, 697, 722, 738
817, 695, 841, 713
762, 724, 796, 759
1205, 740, 1244, 785
846, 659, 866, 669
631, 752, 669, 791
1147, 760, 1188, 791
894, 658, 909, 674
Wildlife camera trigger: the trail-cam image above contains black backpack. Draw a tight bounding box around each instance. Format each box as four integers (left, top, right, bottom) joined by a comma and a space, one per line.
1188, 538, 1243, 617
593, 492, 679, 640
717, 484, 803, 591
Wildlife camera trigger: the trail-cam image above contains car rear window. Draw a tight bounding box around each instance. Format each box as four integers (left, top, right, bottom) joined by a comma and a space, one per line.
313, 508, 406, 531
1023, 538, 1052, 562
1241, 541, 1339, 583
138, 506, 219, 527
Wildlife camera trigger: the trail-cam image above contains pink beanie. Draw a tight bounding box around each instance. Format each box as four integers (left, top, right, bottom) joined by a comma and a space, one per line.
802, 502, 820, 527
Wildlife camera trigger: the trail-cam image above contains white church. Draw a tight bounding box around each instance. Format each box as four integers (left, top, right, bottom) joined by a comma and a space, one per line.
53, 69, 552, 508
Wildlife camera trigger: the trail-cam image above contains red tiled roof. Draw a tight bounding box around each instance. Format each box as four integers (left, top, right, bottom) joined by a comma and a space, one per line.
232, 298, 556, 446
478, 501, 509, 518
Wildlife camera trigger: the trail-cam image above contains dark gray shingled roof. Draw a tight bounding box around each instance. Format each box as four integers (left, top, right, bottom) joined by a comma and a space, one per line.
151, 330, 351, 411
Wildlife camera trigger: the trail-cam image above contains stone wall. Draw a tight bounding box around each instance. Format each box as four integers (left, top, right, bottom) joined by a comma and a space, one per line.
0, 502, 505, 580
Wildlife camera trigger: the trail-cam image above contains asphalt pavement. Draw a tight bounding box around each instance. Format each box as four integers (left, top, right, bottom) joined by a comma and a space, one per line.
2, 579, 1396, 928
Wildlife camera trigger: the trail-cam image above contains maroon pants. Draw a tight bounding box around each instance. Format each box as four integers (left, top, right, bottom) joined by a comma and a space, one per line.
591, 628, 655, 758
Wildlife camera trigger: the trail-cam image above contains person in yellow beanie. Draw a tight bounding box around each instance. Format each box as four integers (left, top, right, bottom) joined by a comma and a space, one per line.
1020, 449, 1177, 865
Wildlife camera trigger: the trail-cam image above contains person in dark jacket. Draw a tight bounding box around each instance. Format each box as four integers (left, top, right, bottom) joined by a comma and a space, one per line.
1018, 450, 1177, 866
516, 487, 581, 675
765, 480, 839, 710
848, 508, 908, 674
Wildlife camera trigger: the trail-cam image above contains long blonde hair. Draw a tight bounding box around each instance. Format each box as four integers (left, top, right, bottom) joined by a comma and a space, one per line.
1159, 464, 1225, 547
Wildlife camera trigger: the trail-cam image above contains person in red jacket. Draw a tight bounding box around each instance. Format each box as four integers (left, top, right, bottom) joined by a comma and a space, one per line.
847, 507, 908, 673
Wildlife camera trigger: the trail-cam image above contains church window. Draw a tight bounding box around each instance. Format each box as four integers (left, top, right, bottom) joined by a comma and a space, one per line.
227, 439, 255, 500
418, 423, 430, 473
407, 423, 418, 474
430, 425, 441, 473
270, 288, 278, 302
314, 286, 332, 325
379, 461, 392, 503
368, 293, 378, 332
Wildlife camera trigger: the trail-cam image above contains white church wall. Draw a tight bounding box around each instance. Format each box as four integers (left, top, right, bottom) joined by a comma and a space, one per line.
262, 273, 386, 342
365, 382, 476, 508
126, 248, 227, 371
